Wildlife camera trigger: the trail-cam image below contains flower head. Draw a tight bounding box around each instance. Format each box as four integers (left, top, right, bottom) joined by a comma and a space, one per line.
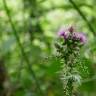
58, 26, 87, 44
72, 32, 87, 44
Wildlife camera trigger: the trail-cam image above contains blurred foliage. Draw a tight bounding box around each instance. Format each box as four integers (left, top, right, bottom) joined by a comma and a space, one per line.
0, 0, 96, 96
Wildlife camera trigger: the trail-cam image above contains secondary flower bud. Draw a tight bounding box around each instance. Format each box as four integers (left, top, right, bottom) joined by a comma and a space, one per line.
58, 27, 70, 40
68, 26, 74, 33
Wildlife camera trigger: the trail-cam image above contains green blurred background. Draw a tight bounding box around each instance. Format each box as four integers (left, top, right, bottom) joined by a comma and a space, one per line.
0, 0, 96, 96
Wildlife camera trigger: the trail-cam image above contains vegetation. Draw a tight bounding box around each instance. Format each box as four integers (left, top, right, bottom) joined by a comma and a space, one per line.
0, 0, 96, 96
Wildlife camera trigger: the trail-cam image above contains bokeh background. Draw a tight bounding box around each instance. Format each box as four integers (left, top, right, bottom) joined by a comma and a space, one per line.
0, 0, 96, 96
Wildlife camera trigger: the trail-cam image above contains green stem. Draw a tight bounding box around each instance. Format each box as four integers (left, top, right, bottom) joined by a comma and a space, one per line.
67, 79, 73, 96
64, 47, 74, 96
64, 68, 73, 96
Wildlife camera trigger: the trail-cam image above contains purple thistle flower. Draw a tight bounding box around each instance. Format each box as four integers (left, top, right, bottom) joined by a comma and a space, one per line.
72, 32, 87, 44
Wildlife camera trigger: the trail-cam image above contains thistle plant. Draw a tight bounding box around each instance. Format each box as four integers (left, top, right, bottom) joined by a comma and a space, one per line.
55, 26, 87, 96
